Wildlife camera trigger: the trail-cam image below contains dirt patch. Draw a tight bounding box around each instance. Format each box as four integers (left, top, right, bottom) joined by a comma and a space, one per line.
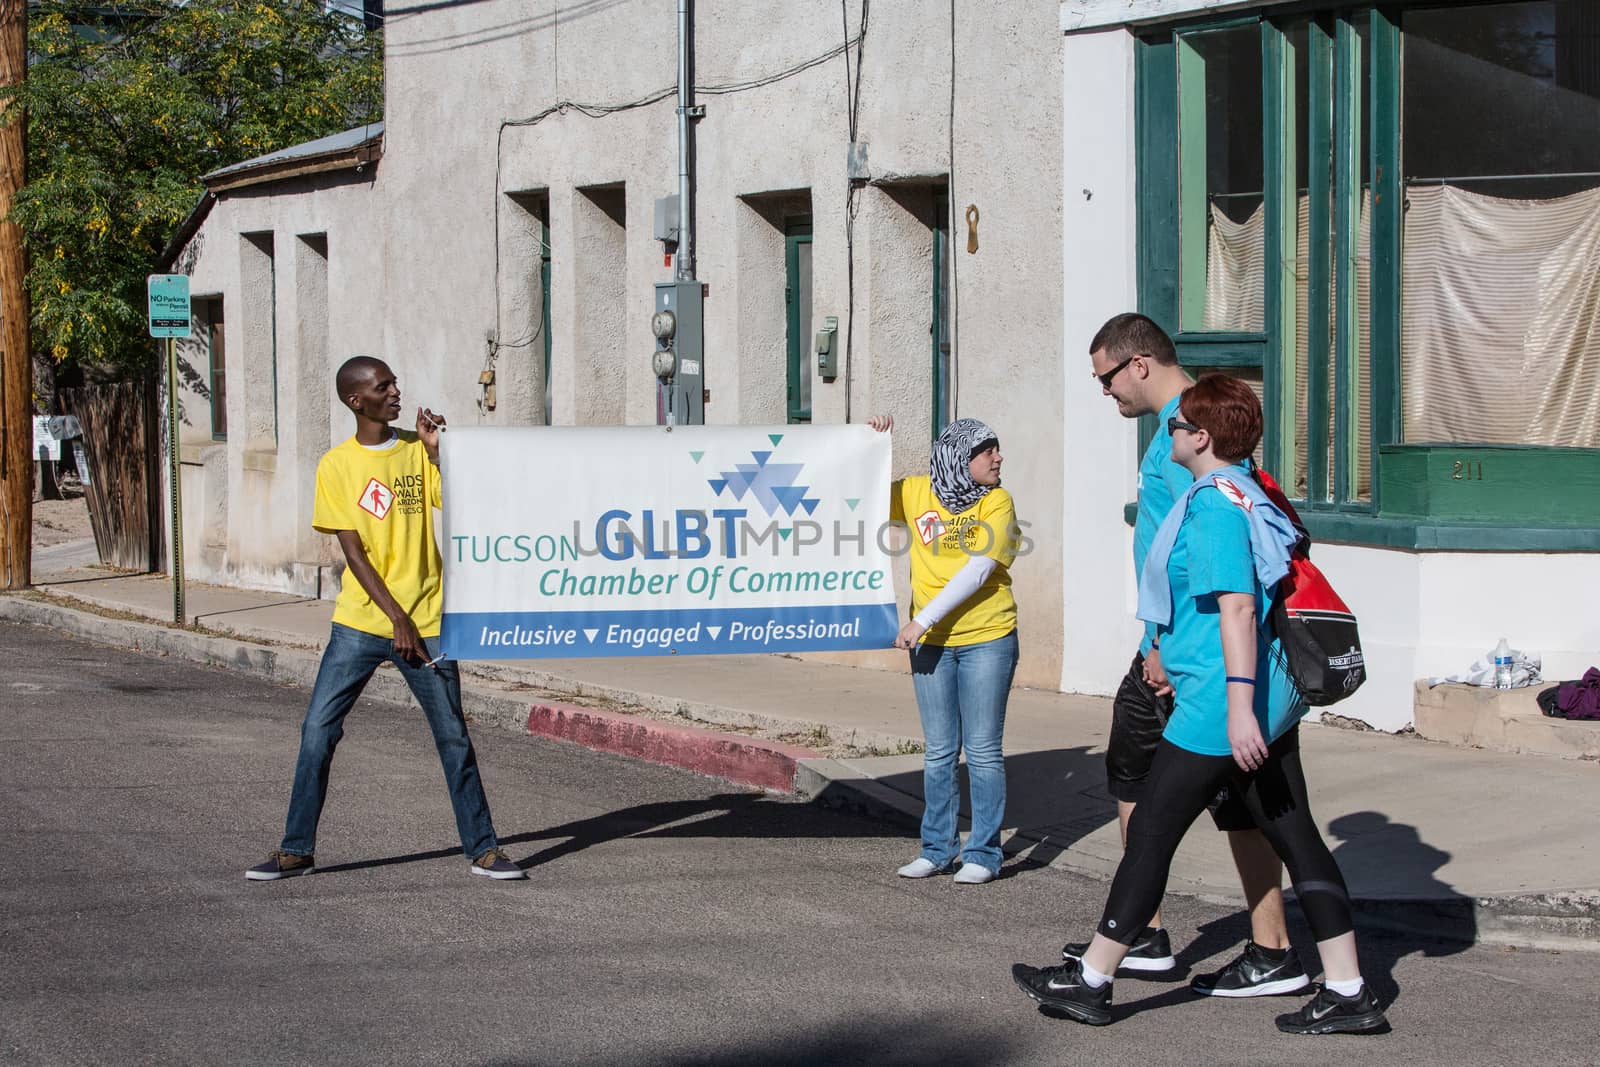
32, 484, 94, 548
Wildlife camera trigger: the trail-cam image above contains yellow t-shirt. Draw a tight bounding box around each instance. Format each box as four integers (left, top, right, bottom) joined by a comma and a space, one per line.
890, 475, 1018, 647
313, 433, 444, 638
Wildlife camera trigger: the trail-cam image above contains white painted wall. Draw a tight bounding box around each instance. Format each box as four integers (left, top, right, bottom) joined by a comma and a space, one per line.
1060, 28, 1143, 694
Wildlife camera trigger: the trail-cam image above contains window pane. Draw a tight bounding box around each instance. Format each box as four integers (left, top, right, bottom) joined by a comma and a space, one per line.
1329, 20, 1372, 502
1288, 20, 1312, 499
1401, 2, 1600, 448
797, 239, 813, 418
207, 300, 227, 438
1179, 25, 1265, 332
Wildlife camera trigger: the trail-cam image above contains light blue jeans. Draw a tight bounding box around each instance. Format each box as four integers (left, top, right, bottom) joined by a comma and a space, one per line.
280, 623, 499, 860
909, 630, 1019, 874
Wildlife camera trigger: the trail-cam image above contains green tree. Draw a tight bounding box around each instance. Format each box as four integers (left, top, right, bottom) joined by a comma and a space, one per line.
6, 0, 381, 373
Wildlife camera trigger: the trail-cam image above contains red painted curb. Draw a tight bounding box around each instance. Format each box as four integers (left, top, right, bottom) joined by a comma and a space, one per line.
524, 701, 818, 794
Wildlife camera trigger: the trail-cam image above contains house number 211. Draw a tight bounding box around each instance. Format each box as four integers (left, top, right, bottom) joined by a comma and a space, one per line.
1451, 460, 1484, 480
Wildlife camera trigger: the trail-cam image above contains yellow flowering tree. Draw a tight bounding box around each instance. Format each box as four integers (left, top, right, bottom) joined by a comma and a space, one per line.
5, 1, 381, 371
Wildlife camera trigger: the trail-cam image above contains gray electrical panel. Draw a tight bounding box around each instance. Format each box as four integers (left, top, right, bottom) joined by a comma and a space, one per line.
653, 281, 704, 425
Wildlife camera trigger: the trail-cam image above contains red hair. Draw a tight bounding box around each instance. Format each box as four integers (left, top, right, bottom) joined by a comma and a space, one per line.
1180, 374, 1262, 462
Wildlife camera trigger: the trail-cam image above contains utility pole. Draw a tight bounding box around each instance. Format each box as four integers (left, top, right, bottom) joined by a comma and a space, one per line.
0, 0, 30, 590
650, 0, 705, 426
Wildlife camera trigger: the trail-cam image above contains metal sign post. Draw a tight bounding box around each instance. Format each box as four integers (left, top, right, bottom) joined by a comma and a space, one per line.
147, 274, 189, 625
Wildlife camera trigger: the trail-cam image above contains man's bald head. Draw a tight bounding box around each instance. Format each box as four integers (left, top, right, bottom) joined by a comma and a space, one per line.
336, 356, 389, 401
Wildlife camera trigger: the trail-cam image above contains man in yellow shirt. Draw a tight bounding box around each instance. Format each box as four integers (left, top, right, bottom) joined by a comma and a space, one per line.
246, 357, 523, 882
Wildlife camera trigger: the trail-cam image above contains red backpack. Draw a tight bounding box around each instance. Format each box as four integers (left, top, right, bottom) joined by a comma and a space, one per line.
1249, 468, 1367, 705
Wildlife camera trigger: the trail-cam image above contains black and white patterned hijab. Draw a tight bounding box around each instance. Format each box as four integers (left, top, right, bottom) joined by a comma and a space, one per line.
930, 418, 1000, 516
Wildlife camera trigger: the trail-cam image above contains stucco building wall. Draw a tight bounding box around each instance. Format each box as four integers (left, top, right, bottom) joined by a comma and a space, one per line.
172, 1, 1067, 690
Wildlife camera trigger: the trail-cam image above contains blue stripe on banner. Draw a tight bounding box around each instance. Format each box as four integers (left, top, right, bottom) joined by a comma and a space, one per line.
441, 603, 900, 659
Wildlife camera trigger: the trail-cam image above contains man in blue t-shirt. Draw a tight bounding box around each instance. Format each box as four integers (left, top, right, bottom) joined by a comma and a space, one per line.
1062, 313, 1307, 998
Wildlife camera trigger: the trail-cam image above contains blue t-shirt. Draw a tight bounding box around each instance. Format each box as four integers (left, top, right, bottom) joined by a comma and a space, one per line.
1154, 480, 1306, 757
1133, 394, 1194, 654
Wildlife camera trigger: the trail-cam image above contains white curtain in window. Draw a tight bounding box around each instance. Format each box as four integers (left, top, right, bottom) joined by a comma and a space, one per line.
1204, 203, 1266, 332
1402, 184, 1600, 449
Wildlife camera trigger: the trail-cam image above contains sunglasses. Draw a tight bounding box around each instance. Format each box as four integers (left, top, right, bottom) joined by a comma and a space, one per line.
1167, 415, 1205, 436
1095, 355, 1136, 390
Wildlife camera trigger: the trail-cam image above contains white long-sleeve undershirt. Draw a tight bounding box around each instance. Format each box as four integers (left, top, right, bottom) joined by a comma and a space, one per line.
912, 554, 999, 630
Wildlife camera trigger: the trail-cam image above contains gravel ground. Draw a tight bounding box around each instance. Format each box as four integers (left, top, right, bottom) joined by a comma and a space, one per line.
31, 482, 93, 548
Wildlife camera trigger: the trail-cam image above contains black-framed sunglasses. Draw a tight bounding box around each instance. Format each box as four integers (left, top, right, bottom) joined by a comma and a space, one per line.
1167, 415, 1204, 436
1094, 355, 1136, 390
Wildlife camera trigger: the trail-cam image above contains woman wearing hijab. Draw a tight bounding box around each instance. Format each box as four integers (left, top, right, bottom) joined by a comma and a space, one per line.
1011, 375, 1387, 1035
868, 415, 1019, 885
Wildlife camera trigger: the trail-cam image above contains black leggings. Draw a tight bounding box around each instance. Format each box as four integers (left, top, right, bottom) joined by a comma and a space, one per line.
1095, 728, 1354, 945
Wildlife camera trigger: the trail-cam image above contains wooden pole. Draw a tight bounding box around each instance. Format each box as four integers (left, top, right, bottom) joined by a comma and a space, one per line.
0, 0, 31, 590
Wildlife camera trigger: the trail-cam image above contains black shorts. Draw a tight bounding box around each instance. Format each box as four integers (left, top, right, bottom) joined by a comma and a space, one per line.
1104, 651, 1255, 832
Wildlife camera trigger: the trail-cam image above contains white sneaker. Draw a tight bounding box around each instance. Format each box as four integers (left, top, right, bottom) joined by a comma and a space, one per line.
897, 857, 944, 878
952, 862, 996, 885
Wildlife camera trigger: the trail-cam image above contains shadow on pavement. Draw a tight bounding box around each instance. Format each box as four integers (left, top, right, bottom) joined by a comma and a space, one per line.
314, 792, 914, 877
809, 745, 1120, 874
489, 1016, 1029, 1067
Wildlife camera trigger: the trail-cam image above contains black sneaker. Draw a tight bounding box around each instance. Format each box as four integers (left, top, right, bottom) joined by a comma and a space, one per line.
470, 848, 527, 880
1190, 941, 1311, 997
1275, 984, 1389, 1035
1061, 926, 1175, 974
1011, 960, 1113, 1026
245, 850, 314, 881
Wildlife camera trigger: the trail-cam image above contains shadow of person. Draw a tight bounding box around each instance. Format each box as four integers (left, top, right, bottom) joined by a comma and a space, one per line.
812, 746, 1123, 876
1321, 810, 1474, 1005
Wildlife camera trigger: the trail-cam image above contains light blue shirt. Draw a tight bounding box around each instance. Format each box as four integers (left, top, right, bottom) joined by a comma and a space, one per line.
1133, 394, 1193, 654
1141, 472, 1306, 757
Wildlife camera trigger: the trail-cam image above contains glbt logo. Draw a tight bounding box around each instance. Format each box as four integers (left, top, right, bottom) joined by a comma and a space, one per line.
358, 477, 395, 520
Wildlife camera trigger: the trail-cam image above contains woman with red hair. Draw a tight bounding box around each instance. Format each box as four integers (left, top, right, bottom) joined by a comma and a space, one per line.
1013, 375, 1387, 1036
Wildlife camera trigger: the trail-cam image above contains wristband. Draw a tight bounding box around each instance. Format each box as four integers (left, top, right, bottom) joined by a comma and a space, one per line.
1225, 676, 1256, 686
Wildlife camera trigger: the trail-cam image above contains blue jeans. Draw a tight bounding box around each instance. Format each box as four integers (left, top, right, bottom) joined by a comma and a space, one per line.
280, 623, 499, 860
908, 630, 1018, 873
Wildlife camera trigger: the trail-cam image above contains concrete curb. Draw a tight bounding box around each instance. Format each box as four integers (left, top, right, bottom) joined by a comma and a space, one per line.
527, 701, 815, 793
465, 659, 922, 757
796, 760, 1600, 953
0, 595, 814, 795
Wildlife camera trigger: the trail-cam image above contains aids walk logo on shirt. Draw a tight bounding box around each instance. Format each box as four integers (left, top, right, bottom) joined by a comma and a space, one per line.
358, 472, 428, 521
358, 478, 395, 520
915, 510, 947, 546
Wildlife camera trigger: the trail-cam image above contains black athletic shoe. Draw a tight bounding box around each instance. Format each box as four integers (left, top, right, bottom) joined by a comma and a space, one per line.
1275, 984, 1389, 1035
1061, 926, 1175, 973
1012, 960, 1114, 1026
1190, 941, 1311, 997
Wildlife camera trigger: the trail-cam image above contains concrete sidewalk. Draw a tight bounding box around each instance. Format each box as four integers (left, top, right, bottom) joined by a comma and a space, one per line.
9, 553, 1598, 950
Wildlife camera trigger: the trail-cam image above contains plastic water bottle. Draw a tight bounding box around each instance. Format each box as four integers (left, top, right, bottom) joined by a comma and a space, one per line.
1493, 637, 1514, 690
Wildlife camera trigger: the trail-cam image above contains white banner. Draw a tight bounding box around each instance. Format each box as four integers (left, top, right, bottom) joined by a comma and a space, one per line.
439, 425, 898, 659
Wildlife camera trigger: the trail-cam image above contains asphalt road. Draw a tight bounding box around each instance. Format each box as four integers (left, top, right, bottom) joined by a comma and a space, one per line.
2, 619, 1596, 1066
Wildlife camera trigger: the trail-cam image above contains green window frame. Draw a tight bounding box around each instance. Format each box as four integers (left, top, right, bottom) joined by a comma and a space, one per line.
540, 235, 552, 425
785, 219, 813, 424
203, 297, 226, 440
1135, 4, 1600, 550
932, 189, 951, 439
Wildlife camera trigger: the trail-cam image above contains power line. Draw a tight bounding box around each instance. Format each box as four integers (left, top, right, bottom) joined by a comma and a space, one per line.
489, 29, 868, 361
